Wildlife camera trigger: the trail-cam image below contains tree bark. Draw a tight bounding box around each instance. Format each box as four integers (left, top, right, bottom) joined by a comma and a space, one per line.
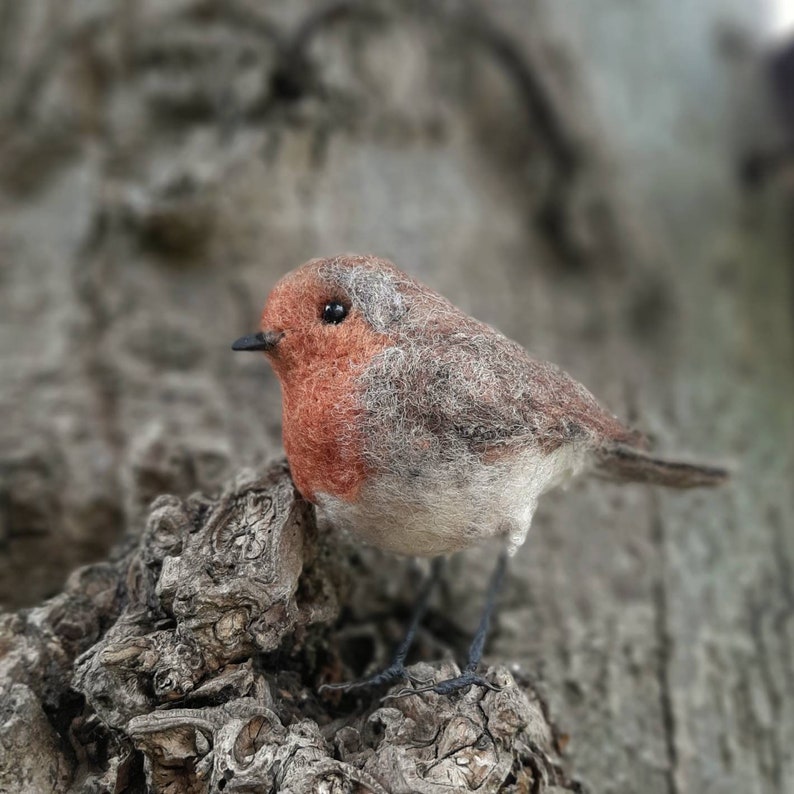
0, 1, 791, 792
1, 461, 576, 792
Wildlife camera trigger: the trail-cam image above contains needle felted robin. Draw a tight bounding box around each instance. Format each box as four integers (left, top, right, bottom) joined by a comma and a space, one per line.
232, 254, 728, 695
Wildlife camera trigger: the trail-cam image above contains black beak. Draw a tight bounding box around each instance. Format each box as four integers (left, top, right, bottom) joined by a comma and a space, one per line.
231, 330, 283, 352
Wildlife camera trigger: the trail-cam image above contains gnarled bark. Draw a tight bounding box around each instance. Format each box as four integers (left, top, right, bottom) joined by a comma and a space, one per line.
1, 462, 576, 793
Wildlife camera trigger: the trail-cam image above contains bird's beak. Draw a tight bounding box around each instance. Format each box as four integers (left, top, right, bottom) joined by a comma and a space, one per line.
231, 330, 284, 352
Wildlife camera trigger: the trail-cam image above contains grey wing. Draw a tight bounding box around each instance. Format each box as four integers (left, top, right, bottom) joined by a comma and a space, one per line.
358, 327, 637, 473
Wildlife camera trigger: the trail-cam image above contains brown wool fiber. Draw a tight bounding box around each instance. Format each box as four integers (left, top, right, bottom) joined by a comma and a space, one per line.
251, 254, 727, 557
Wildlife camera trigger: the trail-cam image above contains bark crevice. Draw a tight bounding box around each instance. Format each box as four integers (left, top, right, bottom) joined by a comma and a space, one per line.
650, 506, 680, 794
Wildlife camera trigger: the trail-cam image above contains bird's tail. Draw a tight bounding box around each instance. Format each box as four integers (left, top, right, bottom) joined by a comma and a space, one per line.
594, 443, 730, 488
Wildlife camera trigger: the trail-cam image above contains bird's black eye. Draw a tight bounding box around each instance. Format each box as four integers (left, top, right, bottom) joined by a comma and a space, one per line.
321, 301, 348, 324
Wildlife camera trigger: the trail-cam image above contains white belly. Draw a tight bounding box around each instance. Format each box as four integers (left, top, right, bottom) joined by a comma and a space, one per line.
316, 444, 589, 557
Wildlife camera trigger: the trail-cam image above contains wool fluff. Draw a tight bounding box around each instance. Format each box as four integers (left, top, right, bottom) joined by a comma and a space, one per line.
318, 443, 588, 557
256, 255, 725, 558
311, 257, 621, 555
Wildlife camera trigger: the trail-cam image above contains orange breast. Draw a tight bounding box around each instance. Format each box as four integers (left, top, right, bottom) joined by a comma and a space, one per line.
279, 362, 369, 503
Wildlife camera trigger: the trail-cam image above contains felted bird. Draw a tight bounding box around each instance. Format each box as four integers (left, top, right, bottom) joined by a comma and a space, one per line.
233, 254, 727, 694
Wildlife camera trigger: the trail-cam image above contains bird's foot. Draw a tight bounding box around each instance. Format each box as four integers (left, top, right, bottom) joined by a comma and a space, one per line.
386, 670, 503, 699
319, 662, 426, 694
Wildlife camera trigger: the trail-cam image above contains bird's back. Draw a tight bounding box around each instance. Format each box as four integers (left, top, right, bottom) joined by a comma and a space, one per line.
356, 299, 638, 480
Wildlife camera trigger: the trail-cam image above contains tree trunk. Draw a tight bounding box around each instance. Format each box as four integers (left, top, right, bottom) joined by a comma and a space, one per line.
0, 1, 790, 792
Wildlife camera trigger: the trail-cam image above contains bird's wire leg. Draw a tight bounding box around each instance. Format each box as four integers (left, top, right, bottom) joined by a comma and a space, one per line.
387, 551, 508, 699
319, 557, 445, 694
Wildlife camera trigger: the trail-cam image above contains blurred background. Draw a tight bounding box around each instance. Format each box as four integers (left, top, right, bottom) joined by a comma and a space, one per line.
0, 1, 791, 791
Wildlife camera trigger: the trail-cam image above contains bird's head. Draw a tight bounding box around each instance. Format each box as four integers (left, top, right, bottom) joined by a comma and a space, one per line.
232, 255, 411, 382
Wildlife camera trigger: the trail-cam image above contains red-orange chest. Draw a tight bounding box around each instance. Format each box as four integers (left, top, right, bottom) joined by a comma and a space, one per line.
278, 363, 368, 503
